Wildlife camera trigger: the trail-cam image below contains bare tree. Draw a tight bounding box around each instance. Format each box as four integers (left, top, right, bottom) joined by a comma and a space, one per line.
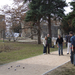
0, 0, 29, 41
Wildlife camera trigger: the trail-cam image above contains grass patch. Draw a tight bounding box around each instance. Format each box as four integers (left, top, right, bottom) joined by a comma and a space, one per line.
0, 42, 66, 65
0, 40, 7, 42
45, 61, 75, 75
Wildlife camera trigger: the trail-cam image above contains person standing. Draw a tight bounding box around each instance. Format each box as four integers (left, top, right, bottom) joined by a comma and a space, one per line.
66, 35, 71, 54
43, 36, 47, 54
71, 35, 75, 66
46, 34, 51, 54
56, 35, 63, 56
70, 31, 74, 64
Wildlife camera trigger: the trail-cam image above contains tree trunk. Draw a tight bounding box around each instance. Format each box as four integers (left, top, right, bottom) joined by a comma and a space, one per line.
48, 15, 52, 38
48, 15, 52, 46
37, 21, 41, 44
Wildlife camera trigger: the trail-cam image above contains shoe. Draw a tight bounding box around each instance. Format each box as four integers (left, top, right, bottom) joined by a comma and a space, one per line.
48, 53, 50, 54
43, 53, 46, 55
67, 53, 69, 54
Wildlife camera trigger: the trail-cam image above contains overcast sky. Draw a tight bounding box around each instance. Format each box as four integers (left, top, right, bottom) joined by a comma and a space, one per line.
64, 0, 73, 14
0, 0, 13, 8
0, 0, 73, 15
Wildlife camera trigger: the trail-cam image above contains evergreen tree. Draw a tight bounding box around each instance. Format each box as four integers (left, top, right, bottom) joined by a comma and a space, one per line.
70, 2, 75, 11
62, 2, 75, 33
25, 0, 67, 37
25, 0, 42, 44
40, 0, 67, 37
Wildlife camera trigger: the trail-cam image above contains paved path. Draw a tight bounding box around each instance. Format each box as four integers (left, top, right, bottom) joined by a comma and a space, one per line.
0, 49, 70, 75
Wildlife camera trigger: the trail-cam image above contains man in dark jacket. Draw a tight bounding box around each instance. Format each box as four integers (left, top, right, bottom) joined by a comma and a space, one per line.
71, 36, 75, 65
46, 34, 51, 54
56, 35, 63, 56
70, 31, 74, 65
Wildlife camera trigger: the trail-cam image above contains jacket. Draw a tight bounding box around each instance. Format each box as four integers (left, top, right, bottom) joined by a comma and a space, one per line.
70, 36, 75, 47
66, 35, 71, 43
70, 36, 75, 53
56, 37, 63, 44
47, 37, 51, 44
43, 38, 47, 47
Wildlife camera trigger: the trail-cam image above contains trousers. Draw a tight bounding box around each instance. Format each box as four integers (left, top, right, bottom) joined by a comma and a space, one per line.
71, 50, 73, 64
46, 44, 50, 54
58, 44, 63, 55
67, 42, 71, 53
43, 46, 47, 53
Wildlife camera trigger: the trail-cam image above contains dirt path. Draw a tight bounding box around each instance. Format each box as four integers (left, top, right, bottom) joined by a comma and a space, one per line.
0, 49, 70, 75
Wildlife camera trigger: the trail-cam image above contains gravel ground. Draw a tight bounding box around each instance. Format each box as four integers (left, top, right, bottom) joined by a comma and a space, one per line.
0, 49, 70, 75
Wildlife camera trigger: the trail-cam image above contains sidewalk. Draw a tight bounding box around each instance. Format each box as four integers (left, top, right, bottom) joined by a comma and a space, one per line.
0, 49, 70, 75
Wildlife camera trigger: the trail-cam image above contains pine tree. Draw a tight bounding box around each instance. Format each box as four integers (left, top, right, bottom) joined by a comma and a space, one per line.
25, 0, 42, 44
40, 0, 67, 37
62, 2, 75, 33
70, 2, 75, 11
25, 0, 67, 37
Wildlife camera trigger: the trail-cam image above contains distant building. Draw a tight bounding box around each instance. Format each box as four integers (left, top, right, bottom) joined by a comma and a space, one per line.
20, 13, 62, 40
21, 18, 62, 40
0, 15, 6, 39
41, 19, 62, 38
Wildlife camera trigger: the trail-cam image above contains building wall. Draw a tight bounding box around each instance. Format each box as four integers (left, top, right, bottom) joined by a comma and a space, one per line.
21, 19, 61, 39
0, 15, 6, 39
41, 20, 61, 38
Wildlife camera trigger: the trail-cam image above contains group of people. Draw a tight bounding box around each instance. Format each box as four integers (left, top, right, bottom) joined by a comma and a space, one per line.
55, 31, 75, 66
43, 34, 51, 54
43, 31, 75, 66
42, 34, 63, 55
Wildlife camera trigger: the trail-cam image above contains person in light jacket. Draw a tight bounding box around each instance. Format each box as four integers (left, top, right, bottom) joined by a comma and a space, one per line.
66, 35, 71, 54
43, 36, 47, 54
